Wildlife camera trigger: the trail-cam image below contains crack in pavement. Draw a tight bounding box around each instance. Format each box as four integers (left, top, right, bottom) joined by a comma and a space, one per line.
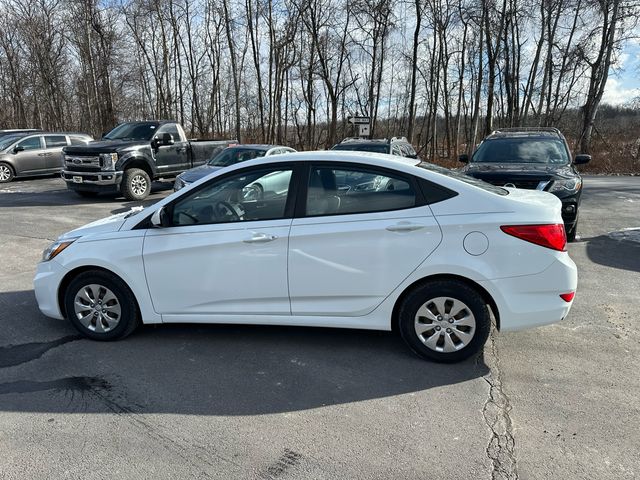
482, 329, 518, 480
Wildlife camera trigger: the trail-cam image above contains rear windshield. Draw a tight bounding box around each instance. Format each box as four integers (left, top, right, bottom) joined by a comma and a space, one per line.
208, 147, 268, 167
472, 138, 570, 164
417, 162, 509, 196
332, 143, 390, 154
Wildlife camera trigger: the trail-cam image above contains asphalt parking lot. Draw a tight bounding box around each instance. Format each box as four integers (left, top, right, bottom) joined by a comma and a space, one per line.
1, 175, 638, 480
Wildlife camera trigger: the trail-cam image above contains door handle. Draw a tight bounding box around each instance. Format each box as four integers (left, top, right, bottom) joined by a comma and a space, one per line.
38, 153, 47, 156
386, 223, 425, 232
243, 233, 278, 243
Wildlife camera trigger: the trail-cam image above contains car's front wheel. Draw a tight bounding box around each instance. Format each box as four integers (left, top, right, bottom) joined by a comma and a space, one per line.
397, 280, 491, 363
0, 162, 14, 183
121, 168, 151, 201
64, 270, 140, 341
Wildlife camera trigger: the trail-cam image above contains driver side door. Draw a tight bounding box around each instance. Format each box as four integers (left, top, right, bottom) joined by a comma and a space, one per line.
142, 164, 298, 319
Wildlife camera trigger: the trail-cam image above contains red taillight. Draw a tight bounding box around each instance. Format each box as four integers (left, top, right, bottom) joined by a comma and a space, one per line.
500, 224, 567, 251
560, 292, 575, 302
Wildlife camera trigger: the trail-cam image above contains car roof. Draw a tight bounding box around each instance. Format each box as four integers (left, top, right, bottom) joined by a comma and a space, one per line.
238, 150, 421, 169
227, 144, 287, 150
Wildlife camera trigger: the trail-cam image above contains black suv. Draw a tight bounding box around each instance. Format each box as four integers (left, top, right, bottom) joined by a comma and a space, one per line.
459, 127, 590, 241
332, 137, 418, 158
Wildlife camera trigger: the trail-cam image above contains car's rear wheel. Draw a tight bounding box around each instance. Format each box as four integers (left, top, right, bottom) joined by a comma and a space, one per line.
0, 162, 15, 183
64, 270, 140, 341
397, 280, 491, 363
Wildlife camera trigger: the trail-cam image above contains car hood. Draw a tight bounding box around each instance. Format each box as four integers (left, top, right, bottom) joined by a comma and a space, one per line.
463, 163, 574, 179
179, 164, 224, 183
60, 207, 144, 240
64, 139, 149, 154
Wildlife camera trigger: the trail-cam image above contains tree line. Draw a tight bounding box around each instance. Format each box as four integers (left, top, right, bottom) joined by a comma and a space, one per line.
0, 0, 636, 159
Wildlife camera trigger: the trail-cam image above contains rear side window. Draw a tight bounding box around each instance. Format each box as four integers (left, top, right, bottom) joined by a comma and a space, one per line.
305, 166, 416, 217
45, 135, 68, 148
417, 162, 508, 196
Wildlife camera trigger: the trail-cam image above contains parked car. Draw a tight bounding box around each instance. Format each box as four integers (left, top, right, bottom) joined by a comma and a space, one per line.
61, 120, 236, 200
0, 132, 93, 183
332, 136, 418, 158
34, 151, 577, 363
173, 144, 297, 191
459, 127, 590, 241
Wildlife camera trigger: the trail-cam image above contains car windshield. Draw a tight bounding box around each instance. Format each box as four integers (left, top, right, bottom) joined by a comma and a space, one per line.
103, 123, 160, 141
471, 138, 570, 164
208, 148, 268, 167
417, 162, 509, 195
332, 143, 389, 154
0, 135, 25, 150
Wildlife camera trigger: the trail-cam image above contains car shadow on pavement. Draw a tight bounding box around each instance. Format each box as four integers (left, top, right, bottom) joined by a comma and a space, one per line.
0, 290, 489, 416
584, 233, 640, 274
0, 181, 172, 208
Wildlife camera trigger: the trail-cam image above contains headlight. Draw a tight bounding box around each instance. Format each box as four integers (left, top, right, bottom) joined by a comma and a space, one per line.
174, 176, 187, 191
42, 237, 79, 262
99, 153, 118, 171
549, 178, 582, 193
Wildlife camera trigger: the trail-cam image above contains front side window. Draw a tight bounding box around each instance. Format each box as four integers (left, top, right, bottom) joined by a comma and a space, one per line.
306, 166, 416, 217
16, 136, 42, 151
44, 135, 68, 148
172, 168, 293, 226
156, 124, 181, 142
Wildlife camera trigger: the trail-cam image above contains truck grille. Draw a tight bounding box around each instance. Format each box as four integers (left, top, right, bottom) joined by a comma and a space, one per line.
64, 155, 100, 172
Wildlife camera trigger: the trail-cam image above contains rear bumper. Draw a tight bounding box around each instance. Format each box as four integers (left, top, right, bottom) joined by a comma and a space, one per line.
33, 260, 68, 320
480, 253, 578, 332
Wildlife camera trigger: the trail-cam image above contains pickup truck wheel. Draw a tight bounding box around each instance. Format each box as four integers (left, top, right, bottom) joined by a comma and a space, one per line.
121, 168, 151, 200
0, 162, 14, 183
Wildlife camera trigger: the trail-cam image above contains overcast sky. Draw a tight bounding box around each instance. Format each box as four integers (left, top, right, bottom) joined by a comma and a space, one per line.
604, 41, 640, 105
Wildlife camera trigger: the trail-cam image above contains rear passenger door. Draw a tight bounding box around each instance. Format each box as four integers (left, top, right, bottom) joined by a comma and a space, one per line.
287, 163, 442, 317
43, 135, 69, 171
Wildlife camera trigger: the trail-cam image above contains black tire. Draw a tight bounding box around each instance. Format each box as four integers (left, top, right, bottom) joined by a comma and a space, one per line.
75, 190, 99, 198
566, 220, 578, 242
397, 280, 491, 363
0, 162, 15, 183
121, 168, 151, 201
64, 270, 140, 341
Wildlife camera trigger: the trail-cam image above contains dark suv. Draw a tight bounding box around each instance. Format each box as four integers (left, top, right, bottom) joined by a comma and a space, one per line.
459, 127, 590, 241
332, 137, 418, 158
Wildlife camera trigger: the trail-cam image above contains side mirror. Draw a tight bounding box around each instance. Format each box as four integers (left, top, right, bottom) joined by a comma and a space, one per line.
13, 145, 24, 153
458, 154, 469, 163
150, 207, 170, 228
574, 154, 591, 165
161, 133, 175, 146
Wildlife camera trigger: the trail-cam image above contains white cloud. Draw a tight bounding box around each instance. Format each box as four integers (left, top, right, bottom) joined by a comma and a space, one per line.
602, 77, 640, 105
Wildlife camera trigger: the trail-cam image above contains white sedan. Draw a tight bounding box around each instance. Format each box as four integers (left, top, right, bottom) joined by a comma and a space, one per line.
34, 151, 577, 362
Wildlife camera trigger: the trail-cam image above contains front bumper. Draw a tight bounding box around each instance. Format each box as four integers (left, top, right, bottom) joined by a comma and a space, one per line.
62, 170, 123, 186
33, 260, 68, 320
480, 253, 578, 332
